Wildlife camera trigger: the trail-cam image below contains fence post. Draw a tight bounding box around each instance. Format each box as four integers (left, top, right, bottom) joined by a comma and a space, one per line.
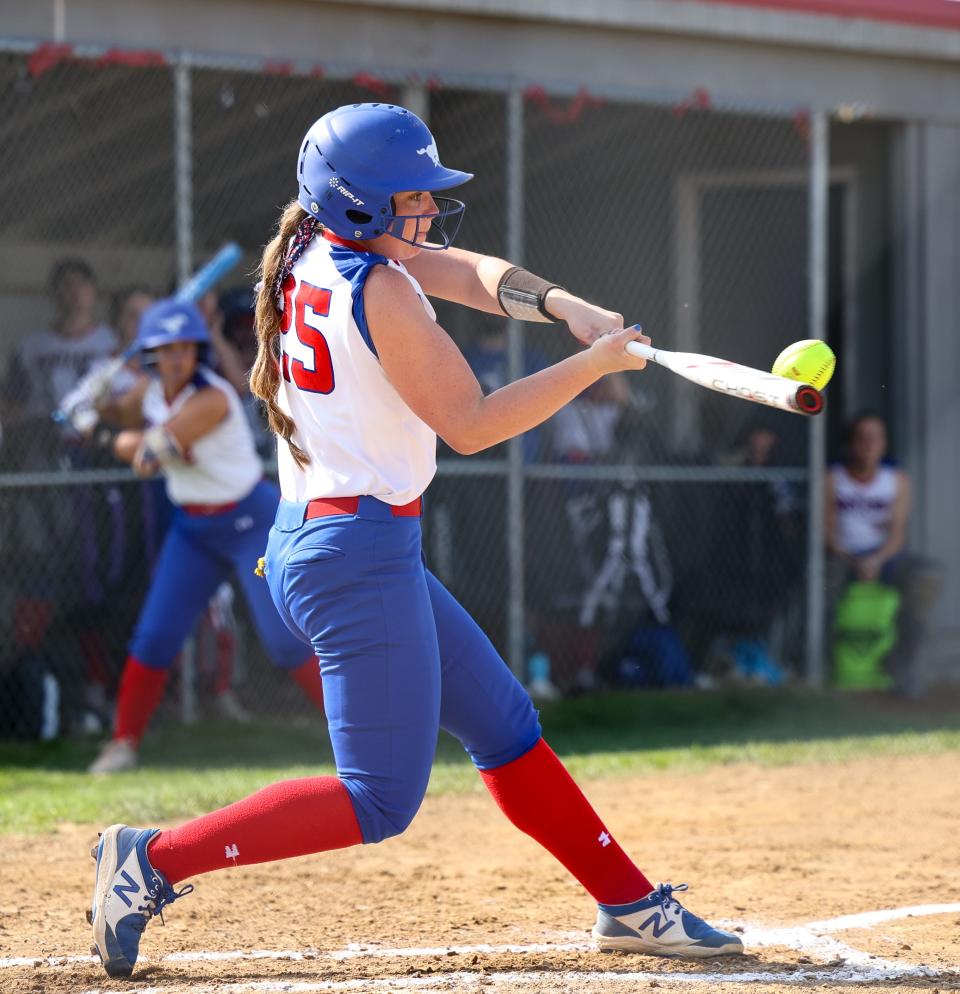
805, 109, 829, 688
174, 54, 193, 287
505, 84, 526, 680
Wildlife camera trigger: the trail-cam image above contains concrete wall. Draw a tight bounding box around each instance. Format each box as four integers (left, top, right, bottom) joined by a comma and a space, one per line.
893, 122, 960, 640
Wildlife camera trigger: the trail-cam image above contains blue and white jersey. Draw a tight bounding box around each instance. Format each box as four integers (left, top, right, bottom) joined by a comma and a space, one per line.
275, 230, 437, 505
142, 366, 262, 506
830, 462, 899, 555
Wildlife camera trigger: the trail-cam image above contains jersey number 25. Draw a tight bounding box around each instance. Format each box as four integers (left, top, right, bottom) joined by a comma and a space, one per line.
280, 279, 334, 394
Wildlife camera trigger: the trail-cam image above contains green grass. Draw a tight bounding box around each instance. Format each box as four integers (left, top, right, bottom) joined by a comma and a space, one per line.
1, 688, 959, 834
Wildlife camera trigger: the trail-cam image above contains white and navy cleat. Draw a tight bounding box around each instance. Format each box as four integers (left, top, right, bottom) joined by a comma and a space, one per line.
89, 824, 193, 977
593, 882, 744, 958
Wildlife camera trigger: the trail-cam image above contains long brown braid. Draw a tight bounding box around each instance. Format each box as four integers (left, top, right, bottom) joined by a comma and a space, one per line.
250, 201, 320, 468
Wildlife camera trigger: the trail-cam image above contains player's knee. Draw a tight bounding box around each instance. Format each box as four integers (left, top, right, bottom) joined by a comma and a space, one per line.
363, 802, 422, 844
127, 631, 178, 670
465, 693, 542, 770
345, 778, 428, 844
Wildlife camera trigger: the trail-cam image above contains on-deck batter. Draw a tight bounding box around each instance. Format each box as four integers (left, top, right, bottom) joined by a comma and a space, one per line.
87, 298, 325, 774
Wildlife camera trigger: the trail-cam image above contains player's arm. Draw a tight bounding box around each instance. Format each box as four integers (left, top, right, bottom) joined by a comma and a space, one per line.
405, 247, 623, 345
365, 265, 647, 455
163, 387, 229, 450
115, 387, 228, 477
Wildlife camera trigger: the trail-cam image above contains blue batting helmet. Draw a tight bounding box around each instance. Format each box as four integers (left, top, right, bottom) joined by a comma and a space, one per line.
135, 298, 211, 365
297, 103, 473, 249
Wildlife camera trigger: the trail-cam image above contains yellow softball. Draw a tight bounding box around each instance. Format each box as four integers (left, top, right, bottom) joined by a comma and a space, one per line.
771, 339, 836, 389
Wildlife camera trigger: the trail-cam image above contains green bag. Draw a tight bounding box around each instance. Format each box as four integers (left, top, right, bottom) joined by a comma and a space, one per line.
833, 581, 900, 690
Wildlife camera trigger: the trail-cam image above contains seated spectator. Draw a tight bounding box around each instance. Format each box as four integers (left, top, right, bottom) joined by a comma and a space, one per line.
825, 411, 944, 695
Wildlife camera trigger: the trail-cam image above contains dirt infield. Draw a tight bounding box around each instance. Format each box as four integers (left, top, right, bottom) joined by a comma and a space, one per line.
1, 751, 958, 993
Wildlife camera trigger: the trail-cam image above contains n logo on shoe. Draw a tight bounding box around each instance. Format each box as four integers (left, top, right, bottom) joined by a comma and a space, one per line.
639, 912, 676, 938
113, 871, 140, 908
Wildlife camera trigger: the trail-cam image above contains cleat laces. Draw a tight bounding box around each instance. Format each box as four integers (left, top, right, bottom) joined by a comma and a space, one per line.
652, 882, 689, 918
136, 875, 194, 928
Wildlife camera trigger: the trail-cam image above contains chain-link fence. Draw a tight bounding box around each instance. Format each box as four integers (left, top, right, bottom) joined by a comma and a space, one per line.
0, 43, 822, 742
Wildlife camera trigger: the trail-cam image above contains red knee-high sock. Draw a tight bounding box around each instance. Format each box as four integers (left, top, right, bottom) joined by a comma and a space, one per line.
113, 656, 170, 744
289, 656, 325, 713
479, 738, 654, 906
147, 777, 362, 884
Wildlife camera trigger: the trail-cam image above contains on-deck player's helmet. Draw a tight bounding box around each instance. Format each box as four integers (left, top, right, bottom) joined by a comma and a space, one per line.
135, 297, 212, 367
297, 103, 473, 249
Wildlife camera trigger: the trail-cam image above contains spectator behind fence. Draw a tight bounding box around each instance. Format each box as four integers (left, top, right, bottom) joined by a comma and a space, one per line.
0, 258, 126, 728
4, 258, 118, 430
108, 286, 154, 392
825, 410, 944, 695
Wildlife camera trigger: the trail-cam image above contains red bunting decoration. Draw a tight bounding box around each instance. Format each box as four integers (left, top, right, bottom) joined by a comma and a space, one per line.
93, 49, 167, 70
26, 43, 75, 79
523, 86, 602, 125
263, 61, 294, 77
672, 87, 712, 118
27, 42, 166, 78
352, 72, 393, 98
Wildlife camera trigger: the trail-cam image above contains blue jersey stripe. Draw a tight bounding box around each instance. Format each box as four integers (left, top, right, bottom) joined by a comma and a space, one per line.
328, 245, 388, 358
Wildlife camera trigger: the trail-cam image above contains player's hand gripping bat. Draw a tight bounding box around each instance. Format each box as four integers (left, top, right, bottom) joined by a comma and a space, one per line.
624, 339, 823, 416
55, 243, 244, 433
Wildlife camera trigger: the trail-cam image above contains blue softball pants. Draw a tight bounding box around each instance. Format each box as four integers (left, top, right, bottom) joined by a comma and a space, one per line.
263, 496, 542, 844
129, 480, 309, 671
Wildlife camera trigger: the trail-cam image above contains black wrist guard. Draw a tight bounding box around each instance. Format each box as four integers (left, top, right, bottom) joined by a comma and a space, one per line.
497, 267, 564, 323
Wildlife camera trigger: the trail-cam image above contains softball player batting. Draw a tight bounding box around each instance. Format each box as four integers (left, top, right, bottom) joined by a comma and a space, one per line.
87, 299, 325, 774
89, 103, 742, 976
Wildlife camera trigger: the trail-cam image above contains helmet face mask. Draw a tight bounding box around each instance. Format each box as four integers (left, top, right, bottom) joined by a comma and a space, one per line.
297, 103, 473, 248
140, 340, 209, 372
382, 195, 466, 251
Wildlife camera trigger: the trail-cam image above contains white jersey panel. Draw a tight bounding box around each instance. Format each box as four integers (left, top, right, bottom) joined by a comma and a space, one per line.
830, 464, 899, 556
276, 235, 437, 505
143, 367, 262, 506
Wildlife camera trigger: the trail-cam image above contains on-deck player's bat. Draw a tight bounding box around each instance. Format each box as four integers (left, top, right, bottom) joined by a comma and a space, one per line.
55, 242, 245, 432
121, 241, 245, 360
624, 339, 824, 416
